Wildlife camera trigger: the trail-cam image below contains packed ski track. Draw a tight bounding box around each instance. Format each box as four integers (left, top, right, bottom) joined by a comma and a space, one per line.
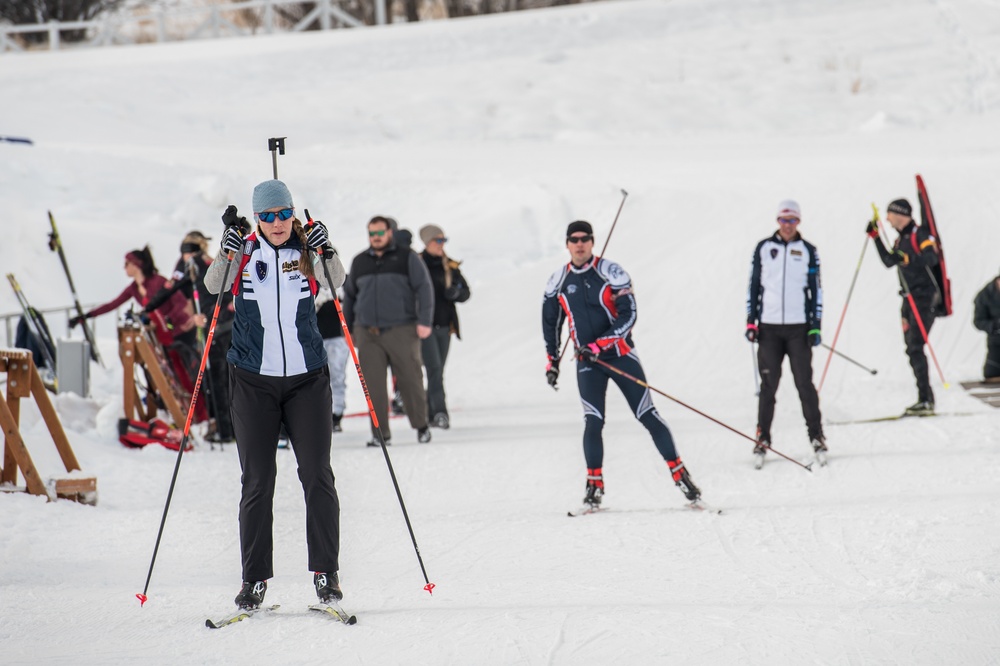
2, 0, 1000, 663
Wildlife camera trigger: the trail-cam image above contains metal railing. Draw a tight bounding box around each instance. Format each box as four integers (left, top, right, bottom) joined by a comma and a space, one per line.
1, 304, 107, 349
0, 0, 377, 53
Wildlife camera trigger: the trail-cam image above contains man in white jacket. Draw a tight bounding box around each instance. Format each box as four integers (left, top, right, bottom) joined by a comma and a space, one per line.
745, 200, 827, 468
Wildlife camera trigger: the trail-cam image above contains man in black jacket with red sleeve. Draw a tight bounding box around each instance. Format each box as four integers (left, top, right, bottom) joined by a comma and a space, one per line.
867, 198, 943, 415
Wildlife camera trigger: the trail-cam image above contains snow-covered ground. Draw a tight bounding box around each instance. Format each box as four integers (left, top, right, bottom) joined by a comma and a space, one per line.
2, 0, 1000, 663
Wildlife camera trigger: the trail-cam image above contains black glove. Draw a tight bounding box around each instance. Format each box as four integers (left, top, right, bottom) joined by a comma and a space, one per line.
306, 220, 330, 250
577, 343, 600, 363
545, 357, 559, 389
808, 329, 822, 347
221, 226, 244, 255
745, 324, 758, 343
444, 284, 462, 301
866, 219, 879, 238
69, 314, 86, 329
222, 205, 246, 227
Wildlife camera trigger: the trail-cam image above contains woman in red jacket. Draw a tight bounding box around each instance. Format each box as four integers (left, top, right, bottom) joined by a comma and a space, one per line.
70, 247, 200, 376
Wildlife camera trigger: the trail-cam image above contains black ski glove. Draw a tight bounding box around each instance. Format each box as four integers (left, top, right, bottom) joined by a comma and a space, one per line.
221, 226, 244, 255
808, 329, 822, 347
306, 220, 330, 250
745, 323, 758, 343
545, 357, 559, 389
69, 314, 87, 329
866, 219, 879, 238
222, 205, 248, 230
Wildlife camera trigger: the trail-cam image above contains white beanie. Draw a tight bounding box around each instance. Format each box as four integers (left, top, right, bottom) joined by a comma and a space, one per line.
776, 199, 801, 220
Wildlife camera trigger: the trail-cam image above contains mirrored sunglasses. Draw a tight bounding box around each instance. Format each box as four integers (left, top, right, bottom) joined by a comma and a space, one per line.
257, 208, 294, 223
369, 229, 388, 237
430, 237, 448, 244
777, 217, 800, 225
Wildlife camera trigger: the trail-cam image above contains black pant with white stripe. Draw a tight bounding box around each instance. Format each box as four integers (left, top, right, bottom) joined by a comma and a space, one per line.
230, 364, 339, 582
575, 353, 679, 469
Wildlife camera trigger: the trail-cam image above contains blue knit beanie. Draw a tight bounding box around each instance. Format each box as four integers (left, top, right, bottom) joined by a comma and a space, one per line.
252, 179, 294, 213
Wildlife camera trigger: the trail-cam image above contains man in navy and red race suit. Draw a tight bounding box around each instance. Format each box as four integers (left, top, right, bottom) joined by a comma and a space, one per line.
542, 220, 701, 509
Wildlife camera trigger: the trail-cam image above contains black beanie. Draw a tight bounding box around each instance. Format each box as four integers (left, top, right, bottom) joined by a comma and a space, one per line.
566, 220, 593, 237
887, 198, 912, 217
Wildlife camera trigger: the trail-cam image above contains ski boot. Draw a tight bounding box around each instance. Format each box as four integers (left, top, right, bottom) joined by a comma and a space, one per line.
811, 437, 828, 467
367, 435, 391, 448
418, 426, 432, 443
583, 468, 604, 508
234, 580, 267, 610
667, 458, 701, 502
753, 441, 768, 470
314, 572, 343, 603
332, 413, 343, 433
431, 412, 450, 429
904, 401, 935, 417
391, 389, 405, 416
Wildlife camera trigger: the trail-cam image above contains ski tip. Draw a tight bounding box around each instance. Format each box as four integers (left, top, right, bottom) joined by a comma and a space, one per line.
136, 593, 148, 607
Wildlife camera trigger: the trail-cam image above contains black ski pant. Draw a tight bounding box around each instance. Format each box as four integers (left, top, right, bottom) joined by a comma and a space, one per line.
575, 352, 679, 469
901, 297, 937, 403
756, 323, 823, 443
421, 326, 452, 419
230, 364, 339, 582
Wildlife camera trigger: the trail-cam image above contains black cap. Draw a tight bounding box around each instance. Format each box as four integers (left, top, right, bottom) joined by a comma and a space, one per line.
566, 220, 593, 237
887, 198, 912, 217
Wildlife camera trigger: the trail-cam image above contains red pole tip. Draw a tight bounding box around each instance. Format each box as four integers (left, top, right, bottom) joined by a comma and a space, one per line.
136, 593, 148, 606
423, 583, 435, 595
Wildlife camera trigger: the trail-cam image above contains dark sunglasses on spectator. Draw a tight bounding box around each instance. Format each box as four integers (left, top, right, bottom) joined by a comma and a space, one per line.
257, 208, 294, 223
567, 234, 593, 244
369, 229, 388, 237
777, 217, 800, 225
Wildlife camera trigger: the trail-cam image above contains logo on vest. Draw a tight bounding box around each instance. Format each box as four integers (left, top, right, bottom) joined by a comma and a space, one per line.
770, 248, 779, 260
255, 260, 268, 281
282, 259, 301, 274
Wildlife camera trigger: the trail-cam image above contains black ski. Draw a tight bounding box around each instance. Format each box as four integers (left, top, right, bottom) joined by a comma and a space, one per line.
205, 604, 280, 629
48, 211, 104, 366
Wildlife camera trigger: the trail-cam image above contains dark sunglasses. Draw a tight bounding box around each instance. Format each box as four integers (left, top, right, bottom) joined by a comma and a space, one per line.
777, 217, 800, 225
369, 229, 388, 237
567, 234, 593, 244
257, 208, 294, 223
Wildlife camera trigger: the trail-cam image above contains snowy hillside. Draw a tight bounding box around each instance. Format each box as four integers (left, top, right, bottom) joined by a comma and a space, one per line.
2, 0, 1000, 663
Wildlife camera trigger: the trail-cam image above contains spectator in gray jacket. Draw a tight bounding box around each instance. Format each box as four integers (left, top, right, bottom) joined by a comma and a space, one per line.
343, 216, 434, 445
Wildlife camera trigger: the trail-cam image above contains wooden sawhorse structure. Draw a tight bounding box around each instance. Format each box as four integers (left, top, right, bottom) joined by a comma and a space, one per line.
118, 325, 187, 427
0, 348, 97, 504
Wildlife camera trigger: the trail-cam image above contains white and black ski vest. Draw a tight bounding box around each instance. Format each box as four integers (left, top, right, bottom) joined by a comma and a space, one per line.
227, 233, 326, 377
746, 232, 822, 328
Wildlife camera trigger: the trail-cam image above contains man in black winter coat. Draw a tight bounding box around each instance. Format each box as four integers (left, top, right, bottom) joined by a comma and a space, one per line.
866, 198, 943, 414
418, 224, 471, 429
342, 216, 434, 445
973, 271, 1000, 380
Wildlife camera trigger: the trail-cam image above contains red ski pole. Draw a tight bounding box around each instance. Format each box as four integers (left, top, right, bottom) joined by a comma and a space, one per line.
305, 211, 435, 595
588, 356, 812, 472
136, 243, 238, 607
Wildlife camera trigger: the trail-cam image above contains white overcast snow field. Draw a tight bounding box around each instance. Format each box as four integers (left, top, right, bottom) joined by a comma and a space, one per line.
1, 0, 1000, 663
